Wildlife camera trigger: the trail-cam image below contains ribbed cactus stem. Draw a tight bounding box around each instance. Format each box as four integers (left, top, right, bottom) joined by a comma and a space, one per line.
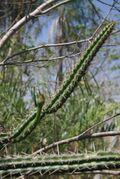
0, 152, 120, 177
46, 22, 115, 113
12, 93, 45, 142
0, 22, 115, 146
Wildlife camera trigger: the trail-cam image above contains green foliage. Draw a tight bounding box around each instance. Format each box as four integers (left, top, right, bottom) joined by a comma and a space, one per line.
0, 78, 27, 129
110, 54, 120, 61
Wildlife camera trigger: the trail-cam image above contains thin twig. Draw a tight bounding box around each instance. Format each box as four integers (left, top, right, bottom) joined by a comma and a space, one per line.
0, 52, 81, 66
92, 0, 116, 38
2, 1, 116, 65
39, 0, 73, 14
2, 0, 115, 65
96, 0, 120, 12
67, 170, 120, 176
0, 0, 74, 48
1, 39, 90, 64
88, 0, 102, 19
32, 113, 120, 155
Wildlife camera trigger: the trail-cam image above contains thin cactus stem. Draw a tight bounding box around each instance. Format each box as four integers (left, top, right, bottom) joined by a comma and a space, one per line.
11, 112, 36, 139
0, 96, 44, 147
0, 113, 36, 145
45, 22, 115, 113
13, 113, 45, 143
11, 94, 45, 143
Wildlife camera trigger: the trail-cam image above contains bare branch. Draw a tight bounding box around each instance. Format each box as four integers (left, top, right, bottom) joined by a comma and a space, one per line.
67, 170, 120, 176
0, 52, 81, 66
96, 0, 120, 12
32, 113, 120, 155
39, 0, 73, 14
92, 0, 116, 38
88, 0, 102, 19
2, 3, 116, 65
1, 38, 90, 64
0, 0, 74, 49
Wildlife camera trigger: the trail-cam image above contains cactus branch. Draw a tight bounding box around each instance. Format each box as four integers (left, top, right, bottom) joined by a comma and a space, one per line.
0, 22, 115, 146
0, 152, 120, 177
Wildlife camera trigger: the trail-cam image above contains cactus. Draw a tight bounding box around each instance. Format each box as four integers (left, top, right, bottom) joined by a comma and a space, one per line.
0, 22, 115, 146
0, 93, 45, 147
0, 152, 120, 177
45, 22, 115, 113
13, 93, 45, 142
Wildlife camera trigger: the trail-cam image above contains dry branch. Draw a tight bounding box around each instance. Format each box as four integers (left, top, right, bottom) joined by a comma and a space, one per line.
32, 113, 120, 155
0, 0, 73, 49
